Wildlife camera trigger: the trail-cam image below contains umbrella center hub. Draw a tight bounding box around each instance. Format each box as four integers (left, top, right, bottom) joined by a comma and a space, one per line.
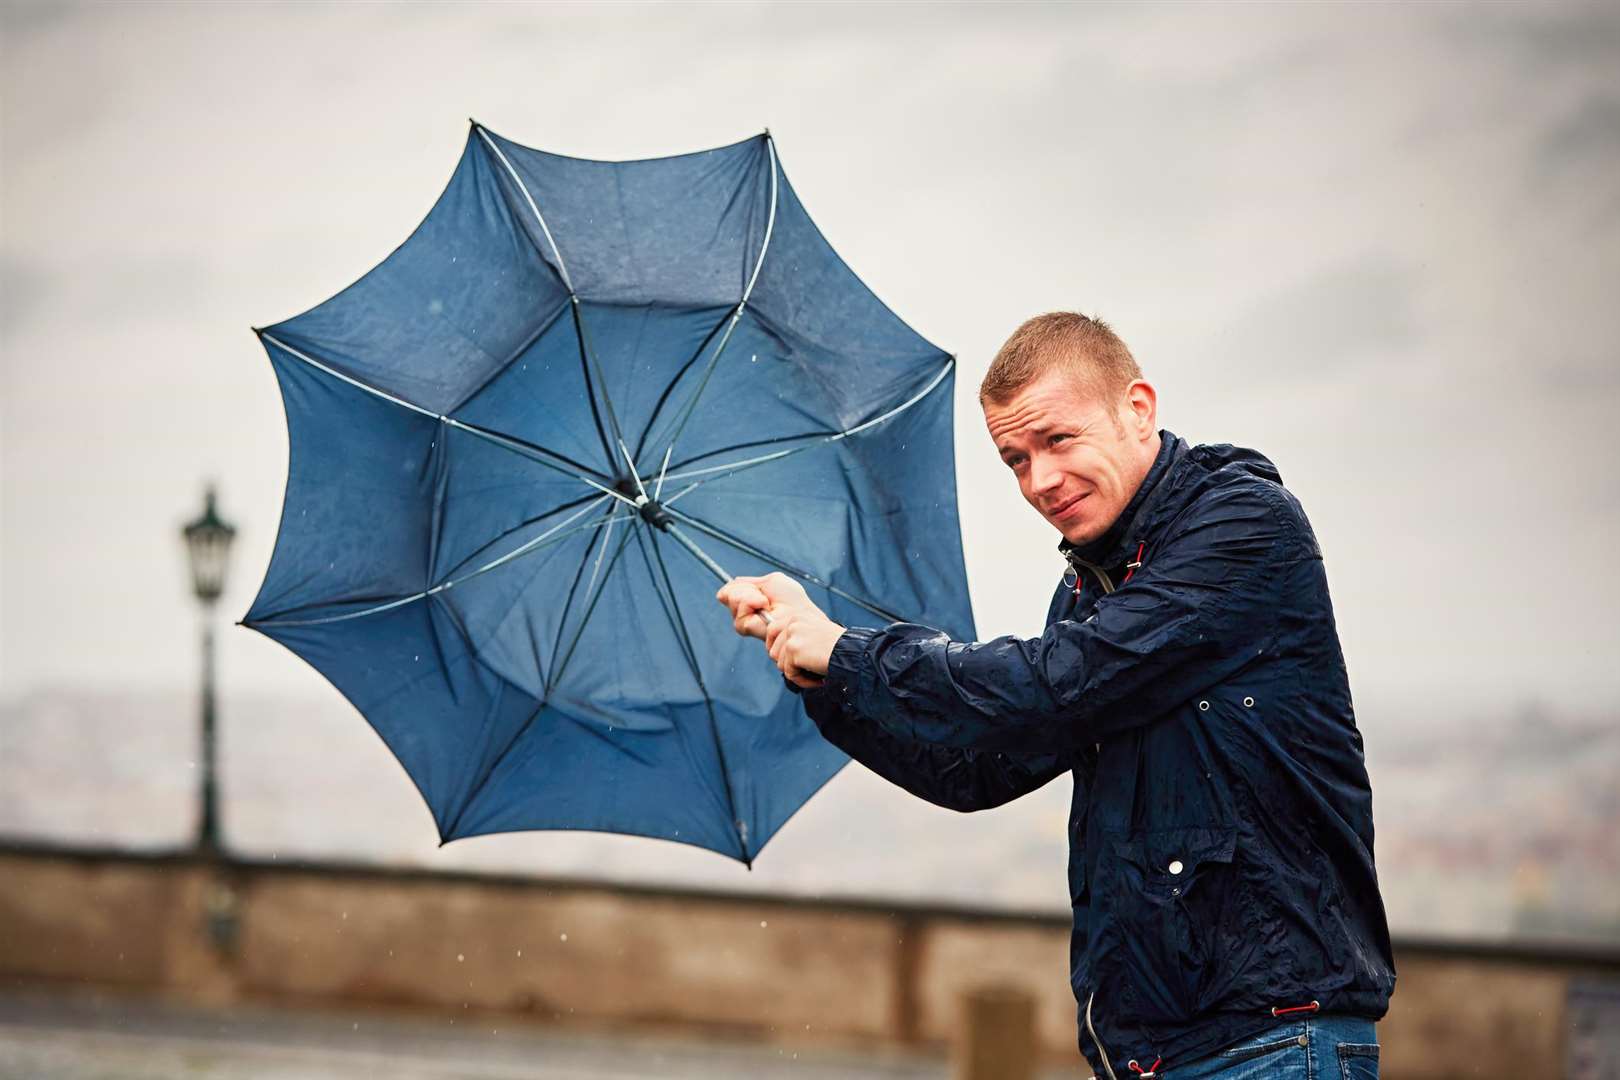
619, 481, 672, 531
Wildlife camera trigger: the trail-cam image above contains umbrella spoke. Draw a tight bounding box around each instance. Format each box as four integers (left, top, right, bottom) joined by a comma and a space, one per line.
436, 491, 603, 585
541, 506, 614, 697
650, 137, 779, 499
545, 517, 641, 695
475, 122, 645, 490
663, 427, 838, 476
630, 312, 730, 462
258, 330, 620, 500
643, 530, 748, 862
250, 497, 626, 628
657, 355, 955, 495
474, 123, 577, 294
568, 299, 622, 476
662, 505, 904, 624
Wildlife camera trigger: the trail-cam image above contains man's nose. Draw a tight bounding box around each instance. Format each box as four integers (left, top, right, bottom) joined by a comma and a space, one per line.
1028, 453, 1063, 495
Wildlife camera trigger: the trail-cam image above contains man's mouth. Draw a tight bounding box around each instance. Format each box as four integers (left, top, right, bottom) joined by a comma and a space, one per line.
1046, 493, 1088, 521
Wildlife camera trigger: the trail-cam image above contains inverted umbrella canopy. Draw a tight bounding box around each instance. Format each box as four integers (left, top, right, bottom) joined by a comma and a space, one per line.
244, 122, 974, 865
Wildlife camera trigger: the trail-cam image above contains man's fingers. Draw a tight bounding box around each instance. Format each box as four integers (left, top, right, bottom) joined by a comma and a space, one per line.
718, 579, 773, 640
754, 571, 811, 607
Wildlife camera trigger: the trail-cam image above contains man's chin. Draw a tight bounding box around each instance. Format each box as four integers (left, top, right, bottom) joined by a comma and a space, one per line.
1059, 521, 1106, 546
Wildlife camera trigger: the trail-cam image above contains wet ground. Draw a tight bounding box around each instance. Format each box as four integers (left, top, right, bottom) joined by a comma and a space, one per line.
0, 987, 1075, 1079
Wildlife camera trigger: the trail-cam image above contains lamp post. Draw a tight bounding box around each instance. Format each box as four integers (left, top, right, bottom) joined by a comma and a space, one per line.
182, 485, 236, 858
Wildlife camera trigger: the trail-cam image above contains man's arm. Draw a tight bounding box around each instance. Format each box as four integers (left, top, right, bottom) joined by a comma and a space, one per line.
818, 482, 1300, 754
793, 678, 1079, 811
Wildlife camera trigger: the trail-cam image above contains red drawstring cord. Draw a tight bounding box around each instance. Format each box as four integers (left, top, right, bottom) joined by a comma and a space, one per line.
1071, 541, 1147, 598
1123, 541, 1146, 584
1270, 999, 1320, 1017
1128, 1057, 1162, 1076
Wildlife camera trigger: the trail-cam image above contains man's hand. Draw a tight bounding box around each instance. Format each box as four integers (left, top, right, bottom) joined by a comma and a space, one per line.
716, 573, 845, 689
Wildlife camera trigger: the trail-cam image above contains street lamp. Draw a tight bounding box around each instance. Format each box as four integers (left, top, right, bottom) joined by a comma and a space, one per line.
182, 485, 236, 857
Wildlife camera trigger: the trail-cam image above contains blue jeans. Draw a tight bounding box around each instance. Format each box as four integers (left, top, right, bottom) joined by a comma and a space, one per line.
1151, 1015, 1379, 1078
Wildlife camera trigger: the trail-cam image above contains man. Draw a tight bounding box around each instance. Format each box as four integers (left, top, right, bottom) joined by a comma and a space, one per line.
717, 313, 1395, 1078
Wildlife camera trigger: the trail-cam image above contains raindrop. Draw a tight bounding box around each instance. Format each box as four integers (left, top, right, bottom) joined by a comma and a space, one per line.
457, 953, 465, 962
759, 920, 768, 928
516, 949, 522, 957
559, 933, 568, 942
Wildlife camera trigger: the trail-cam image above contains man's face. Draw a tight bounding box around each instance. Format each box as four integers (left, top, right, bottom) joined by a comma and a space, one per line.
983, 368, 1156, 546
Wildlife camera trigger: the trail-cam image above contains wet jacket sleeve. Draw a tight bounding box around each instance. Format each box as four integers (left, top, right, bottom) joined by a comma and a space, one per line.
819, 482, 1298, 754
795, 678, 1074, 811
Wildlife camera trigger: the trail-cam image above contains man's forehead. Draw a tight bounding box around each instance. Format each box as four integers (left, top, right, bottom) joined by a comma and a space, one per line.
984, 375, 1106, 441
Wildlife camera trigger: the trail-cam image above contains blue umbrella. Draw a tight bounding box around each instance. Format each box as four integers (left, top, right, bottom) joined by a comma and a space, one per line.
243, 122, 974, 865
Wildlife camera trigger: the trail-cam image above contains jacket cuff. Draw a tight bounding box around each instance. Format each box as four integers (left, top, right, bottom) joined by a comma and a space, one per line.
825, 625, 878, 695
788, 627, 873, 726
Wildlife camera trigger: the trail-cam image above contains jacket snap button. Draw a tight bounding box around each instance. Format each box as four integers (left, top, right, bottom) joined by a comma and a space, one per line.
1243, 696, 1255, 708
1197, 700, 1209, 712
1296, 1034, 1309, 1047
1168, 860, 1184, 875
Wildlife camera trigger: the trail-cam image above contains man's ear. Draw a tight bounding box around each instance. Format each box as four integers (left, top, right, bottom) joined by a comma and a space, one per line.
1124, 380, 1157, 439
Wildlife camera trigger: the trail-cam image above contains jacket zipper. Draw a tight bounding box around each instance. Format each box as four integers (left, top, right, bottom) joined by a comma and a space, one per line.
1085, 990, 1119, 1080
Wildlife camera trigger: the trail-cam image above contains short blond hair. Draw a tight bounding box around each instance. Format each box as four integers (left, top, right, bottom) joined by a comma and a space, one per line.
979, 311, 1141, 405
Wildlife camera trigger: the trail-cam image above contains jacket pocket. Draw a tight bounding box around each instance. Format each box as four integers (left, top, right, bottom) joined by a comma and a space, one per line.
1097, 825, 1243, 1025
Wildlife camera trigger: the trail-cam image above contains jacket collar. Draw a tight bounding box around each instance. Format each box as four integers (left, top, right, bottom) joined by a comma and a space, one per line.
1058, 429, 1186, 572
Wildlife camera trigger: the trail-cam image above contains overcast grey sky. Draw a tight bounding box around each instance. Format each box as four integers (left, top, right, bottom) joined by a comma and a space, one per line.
4, 0, 1618, 727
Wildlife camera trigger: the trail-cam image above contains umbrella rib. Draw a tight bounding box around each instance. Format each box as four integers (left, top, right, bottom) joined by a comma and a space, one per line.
258, 331, 622, 500
567, 299, 623, 478
646, 529, 749, 862
658, 354, 955, 490
250, 497, 624, 627
540, 506, 611, 699
473, 123, 638, 490
629, 313, 729, 462
435, 490, 602, 586
474, 124, 577, 295
651, 136, 779, 499
662, 505, 906, 624
445, 415, 632, 505
545, 518, 642, 694
663, 427, 838, 476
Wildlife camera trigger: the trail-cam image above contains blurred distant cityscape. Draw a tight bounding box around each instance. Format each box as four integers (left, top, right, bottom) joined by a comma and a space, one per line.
2, 687, 1615, 948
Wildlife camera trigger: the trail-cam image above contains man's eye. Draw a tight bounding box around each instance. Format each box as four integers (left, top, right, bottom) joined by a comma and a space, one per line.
1005, 456, 1026, 469
1050, 433, 1071, 445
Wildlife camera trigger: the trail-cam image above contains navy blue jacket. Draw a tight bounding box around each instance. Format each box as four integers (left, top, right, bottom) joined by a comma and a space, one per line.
800, 431, 1395, 1076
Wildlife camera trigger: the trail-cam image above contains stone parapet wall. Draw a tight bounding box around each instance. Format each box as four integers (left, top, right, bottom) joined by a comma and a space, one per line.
2, 845, 1615, 1076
